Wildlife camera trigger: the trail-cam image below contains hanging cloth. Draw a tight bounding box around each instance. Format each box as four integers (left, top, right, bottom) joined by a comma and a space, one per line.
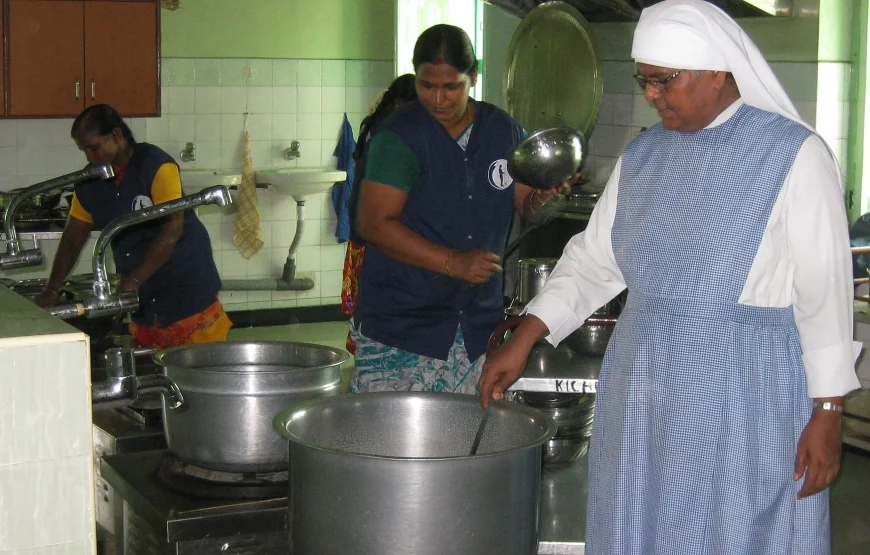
233, 124, 264, 258
331, 114, 356, 243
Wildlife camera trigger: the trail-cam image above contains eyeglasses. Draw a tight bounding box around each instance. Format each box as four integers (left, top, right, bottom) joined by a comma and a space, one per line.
632, 69, 685, 92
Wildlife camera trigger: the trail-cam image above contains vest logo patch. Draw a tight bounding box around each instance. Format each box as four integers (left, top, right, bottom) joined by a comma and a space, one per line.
132, 196, 153, 211
488, 159, 513, 190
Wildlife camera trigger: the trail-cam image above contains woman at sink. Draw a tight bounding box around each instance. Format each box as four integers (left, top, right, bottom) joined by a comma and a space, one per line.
37, 104, 232, 348
349, 25, 570, 393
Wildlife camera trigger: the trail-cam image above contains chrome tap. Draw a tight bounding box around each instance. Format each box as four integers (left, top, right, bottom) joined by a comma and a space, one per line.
91, 185, 232, 299
180, 142, 196, 163
92, 347, 184, 411
1, 163, 114, 270
46, 185, 231, 322
283, 140, 301, 160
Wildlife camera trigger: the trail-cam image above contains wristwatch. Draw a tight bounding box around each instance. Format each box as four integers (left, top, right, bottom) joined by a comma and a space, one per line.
812, 401, 844, 413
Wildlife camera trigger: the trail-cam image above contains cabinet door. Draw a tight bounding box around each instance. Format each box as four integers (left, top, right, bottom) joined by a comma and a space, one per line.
7, 0, 85, 117
84, 1, 159, 116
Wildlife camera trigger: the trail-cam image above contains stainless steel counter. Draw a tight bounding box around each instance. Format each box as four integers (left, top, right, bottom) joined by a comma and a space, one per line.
100, 450, 589, 554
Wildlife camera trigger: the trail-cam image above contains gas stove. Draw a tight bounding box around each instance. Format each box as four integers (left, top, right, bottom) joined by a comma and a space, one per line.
100, 451, 289, 554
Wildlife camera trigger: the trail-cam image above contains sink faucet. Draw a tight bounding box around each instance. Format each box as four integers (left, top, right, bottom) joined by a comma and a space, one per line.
91, 185, 232, 299
45, 185, 232, 322
92, 346, 184, 411
283, 140, 301, 160
1, 163, 114, 270
180, 142, 196, 163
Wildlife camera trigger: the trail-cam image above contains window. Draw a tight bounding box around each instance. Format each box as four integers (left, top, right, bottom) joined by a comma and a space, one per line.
396, 0, 485, 100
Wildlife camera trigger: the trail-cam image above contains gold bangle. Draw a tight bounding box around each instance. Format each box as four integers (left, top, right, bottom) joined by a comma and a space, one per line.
445, 250, 457, 277
43, 286, 60, 296
129, 276, 141, 286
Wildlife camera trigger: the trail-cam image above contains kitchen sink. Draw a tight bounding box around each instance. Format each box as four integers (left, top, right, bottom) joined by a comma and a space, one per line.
255, 168, 346, 201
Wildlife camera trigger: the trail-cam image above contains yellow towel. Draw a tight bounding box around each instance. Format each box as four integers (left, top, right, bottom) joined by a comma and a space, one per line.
233, 129, 264, 258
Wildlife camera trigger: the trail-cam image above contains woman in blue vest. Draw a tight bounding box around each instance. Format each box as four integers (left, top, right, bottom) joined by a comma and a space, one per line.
349, 24, 567, 394
37, 104, 231, 348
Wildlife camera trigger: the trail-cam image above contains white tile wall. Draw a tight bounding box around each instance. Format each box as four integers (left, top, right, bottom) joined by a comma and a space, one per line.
0, 57, 396, 311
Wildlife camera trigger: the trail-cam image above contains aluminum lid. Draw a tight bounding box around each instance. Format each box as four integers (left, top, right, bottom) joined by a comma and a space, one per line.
503, 1, 604, 142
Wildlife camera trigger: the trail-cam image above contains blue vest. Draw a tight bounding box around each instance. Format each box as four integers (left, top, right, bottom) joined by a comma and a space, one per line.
74, 143, 222, 326
356, 101, 524, 361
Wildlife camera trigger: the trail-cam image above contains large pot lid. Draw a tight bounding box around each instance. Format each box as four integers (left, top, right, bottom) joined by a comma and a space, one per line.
503, 1, 604, 141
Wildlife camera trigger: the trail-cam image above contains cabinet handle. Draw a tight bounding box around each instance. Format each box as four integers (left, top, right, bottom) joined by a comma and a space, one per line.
75, 80, 81, 100
90, 80, 96, 101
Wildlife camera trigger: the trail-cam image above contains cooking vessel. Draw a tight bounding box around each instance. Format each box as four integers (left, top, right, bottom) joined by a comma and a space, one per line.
508, 126, 586, 190
154, 340, 348, 472
517, 257, 558, 304
273, 392, 556, 555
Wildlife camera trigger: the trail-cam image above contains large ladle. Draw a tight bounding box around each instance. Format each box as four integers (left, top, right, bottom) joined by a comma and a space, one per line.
469, 405, 491, 455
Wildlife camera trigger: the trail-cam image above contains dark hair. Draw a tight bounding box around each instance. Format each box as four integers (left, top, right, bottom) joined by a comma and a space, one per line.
353, 74, 417, 161
412, 24, 477, 77
71, 104, 136, 144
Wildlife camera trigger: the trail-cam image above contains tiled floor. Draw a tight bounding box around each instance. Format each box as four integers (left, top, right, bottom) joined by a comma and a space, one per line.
226, 321, 870, 553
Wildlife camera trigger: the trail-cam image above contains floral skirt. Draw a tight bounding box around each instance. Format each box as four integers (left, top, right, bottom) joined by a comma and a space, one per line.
129, 300, 232, 349
348, 324, 484, 395
341, 239, 366, 353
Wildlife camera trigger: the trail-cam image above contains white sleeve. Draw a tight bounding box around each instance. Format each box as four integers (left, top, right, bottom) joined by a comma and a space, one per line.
525, 158, 628, 346
787, 135, 862, 397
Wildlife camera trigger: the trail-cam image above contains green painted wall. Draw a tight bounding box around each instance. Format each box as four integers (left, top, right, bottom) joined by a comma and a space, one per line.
161, 0, 395, 60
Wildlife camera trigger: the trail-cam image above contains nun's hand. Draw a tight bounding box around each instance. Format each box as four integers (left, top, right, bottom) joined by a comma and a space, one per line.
794, 406, 843, 499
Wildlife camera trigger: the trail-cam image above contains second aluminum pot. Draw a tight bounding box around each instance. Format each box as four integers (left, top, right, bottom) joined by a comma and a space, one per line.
273, 392, 557, 555
154, 340, 348, 472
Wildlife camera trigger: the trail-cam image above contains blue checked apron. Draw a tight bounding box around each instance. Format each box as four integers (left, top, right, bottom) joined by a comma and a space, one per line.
587, 105, 829, 555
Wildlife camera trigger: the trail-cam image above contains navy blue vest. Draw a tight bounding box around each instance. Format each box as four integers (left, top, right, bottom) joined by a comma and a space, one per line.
74, 143, 222, 326
356, 101, 524, 361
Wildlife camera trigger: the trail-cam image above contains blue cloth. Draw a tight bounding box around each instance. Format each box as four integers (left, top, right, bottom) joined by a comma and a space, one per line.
355, 101, 524, 362
332, 114, 356, 243
74, 143, 221, 326
589, 105, 827, 555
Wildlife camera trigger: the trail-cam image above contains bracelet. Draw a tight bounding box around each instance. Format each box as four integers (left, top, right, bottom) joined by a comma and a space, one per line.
128, 276, 141, 286
525, 190, 540, 212
812, 401, 844, 413
445, 250, 457, 278
43, 285, 61, 296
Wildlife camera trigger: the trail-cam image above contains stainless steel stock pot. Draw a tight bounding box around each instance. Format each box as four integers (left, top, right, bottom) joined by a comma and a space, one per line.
273, 392, 557, 555
154, 340, 347, 472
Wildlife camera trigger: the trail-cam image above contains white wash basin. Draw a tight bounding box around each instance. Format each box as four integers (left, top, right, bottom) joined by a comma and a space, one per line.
256, 168, 346, 201
181, 169, 243, 193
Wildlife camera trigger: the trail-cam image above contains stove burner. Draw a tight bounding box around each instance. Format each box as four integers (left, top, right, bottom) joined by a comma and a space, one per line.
157, 452, 287, 499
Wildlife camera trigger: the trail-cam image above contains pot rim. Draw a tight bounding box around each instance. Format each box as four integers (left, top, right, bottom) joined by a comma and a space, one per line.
153, 339, 349, 372
273, 391, 558, 461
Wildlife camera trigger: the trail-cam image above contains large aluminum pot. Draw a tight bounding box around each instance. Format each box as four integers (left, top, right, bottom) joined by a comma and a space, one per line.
154, 340, 348, 472
273, 392, 557, 555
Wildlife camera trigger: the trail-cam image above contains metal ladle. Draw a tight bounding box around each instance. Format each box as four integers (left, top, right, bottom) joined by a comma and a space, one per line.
469, 405, 491, 455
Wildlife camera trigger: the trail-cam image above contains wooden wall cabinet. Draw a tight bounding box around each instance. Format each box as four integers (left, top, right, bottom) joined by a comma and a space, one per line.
4, 0, 160, 118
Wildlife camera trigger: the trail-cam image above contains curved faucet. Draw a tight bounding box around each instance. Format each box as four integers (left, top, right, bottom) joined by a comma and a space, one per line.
92, 347, 184, 410
91, 184, 232, 299
1, 163, 114, 269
